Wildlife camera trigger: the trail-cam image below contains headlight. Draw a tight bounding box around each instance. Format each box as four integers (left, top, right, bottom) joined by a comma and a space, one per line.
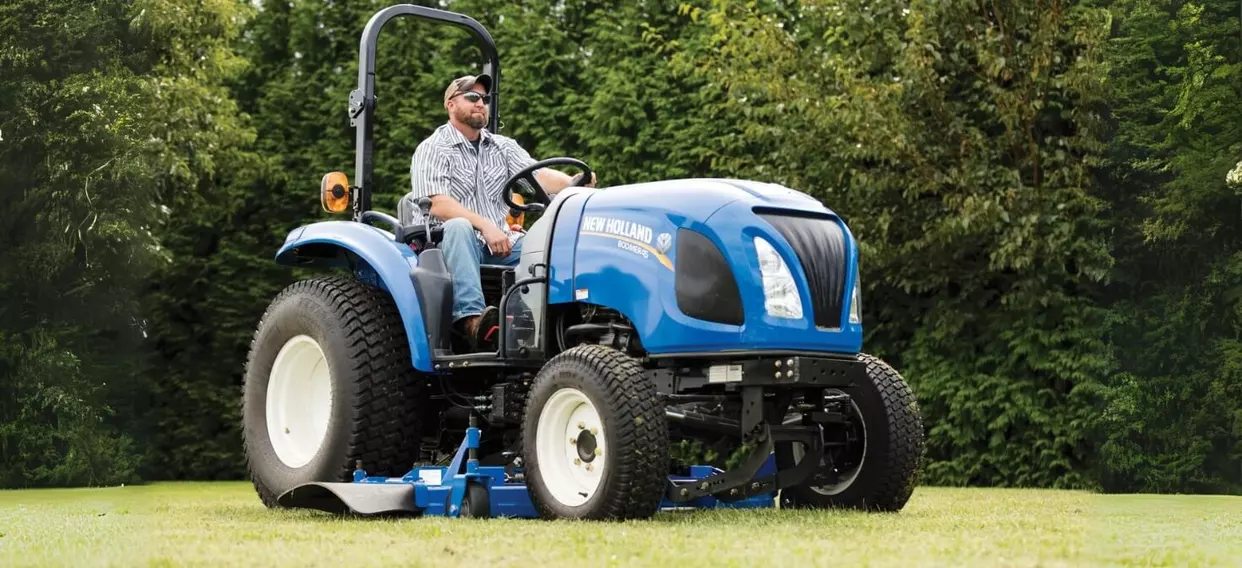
754, 237, 803, 319
849, 278, 861, 324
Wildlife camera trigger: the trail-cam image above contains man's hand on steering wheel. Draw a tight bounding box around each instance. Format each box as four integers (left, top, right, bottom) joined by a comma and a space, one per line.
570, 171, 597, 188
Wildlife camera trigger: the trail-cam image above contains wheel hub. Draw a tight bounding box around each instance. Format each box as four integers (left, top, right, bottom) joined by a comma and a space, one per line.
788, 389, 866, 496
535, 387, 606, 506
576, 430, 598, 463
266, 335, 333, 469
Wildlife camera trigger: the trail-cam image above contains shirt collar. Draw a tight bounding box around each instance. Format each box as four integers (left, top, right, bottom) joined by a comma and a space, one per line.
442, 122, 492, 147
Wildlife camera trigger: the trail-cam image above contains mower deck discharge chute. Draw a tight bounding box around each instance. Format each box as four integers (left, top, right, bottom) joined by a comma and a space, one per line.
242, 4, 925, 520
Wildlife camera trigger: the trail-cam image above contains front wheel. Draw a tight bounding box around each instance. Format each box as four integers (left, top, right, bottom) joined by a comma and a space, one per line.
776, 353, 924, 511
521, 345, 668, 520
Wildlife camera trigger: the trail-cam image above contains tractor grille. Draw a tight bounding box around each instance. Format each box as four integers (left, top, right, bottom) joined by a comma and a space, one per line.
758, 212, 847, 329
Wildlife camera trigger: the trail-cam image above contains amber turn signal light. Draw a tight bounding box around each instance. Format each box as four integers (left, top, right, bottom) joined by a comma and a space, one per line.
321, 172, 350, 213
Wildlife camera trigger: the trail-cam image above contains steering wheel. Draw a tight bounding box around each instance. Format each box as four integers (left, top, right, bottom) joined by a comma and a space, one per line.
502, 157, 593, 214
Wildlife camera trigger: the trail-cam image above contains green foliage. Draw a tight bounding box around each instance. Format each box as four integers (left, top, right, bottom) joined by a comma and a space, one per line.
0, 0, 161, 487
0, 0, 254, 487
0, 330, 140, 487
135, 0, 296, 479
1094, 0, 1242, 493
686, 0, 1116, 488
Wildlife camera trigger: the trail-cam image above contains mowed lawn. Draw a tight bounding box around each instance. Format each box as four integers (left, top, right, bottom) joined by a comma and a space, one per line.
0, 482, 1238, 567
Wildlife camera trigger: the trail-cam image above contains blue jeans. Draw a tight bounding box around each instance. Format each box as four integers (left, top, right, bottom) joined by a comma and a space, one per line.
439, 217, 522, 322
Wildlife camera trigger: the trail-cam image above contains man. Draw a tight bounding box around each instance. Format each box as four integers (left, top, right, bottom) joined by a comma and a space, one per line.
402, 73, 595, 351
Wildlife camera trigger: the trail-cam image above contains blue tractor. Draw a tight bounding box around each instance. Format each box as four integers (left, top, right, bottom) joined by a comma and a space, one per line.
241, 4, 924, 520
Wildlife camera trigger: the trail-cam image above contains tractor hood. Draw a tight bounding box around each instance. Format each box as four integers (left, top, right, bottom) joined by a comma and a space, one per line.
596, 178, 835, 221
548, 177, 862, 356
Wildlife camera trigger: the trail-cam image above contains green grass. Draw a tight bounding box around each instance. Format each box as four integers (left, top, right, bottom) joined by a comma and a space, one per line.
0, 483, 1238, 567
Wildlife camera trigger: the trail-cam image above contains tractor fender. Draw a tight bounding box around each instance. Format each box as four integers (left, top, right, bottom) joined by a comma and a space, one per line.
275, 220, 434, 372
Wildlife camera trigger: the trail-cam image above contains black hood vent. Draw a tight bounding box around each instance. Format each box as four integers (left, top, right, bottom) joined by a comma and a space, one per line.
757, 211, 847, 329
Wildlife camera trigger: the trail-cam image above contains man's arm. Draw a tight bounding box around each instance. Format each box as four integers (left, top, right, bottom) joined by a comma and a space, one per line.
427, 194, 493, 230
534, 168, 596, 195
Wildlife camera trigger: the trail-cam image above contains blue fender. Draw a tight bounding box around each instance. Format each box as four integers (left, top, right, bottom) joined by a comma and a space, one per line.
275, 221, 434, 372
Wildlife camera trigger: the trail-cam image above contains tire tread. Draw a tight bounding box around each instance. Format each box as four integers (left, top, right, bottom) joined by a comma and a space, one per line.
243, 276, 423, 508
523, 344, 669, 520
857, 353, 925, 511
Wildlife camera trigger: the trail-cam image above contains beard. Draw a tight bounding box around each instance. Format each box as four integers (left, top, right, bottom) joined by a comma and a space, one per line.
455, 106, 487, 129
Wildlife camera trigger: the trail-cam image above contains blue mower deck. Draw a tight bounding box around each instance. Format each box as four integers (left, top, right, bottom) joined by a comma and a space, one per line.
277, 425, 776, 518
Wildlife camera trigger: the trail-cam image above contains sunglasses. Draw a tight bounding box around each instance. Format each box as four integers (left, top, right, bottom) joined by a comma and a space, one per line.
454, 91, 490, 105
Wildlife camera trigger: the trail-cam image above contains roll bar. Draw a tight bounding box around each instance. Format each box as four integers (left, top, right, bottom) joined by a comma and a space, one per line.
348, 5, 500, 220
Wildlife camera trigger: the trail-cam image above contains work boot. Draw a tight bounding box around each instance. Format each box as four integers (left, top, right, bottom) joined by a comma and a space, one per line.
454, 306, 499, 352
474, 305, 500, 351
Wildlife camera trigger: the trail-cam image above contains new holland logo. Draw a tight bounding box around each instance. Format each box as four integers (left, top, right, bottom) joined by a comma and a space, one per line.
579, 216, 673, 271
655, 232, 672, 254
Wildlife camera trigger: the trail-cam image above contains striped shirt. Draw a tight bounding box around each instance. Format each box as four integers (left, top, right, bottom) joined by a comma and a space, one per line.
401, 122, 537, 245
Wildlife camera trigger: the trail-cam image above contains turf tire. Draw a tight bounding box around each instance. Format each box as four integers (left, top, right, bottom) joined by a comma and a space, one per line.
776, 353, 924, 512
521, 345, 669, 520
242, 276, 424, 508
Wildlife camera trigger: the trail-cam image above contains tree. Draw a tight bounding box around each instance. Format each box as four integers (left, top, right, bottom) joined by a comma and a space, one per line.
0, 0, 253, 487
687, 0, 1115, 488
1094, 0, 1242, 493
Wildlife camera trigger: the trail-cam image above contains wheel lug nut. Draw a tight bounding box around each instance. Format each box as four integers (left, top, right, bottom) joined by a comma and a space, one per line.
574, 458, 582, 465
578, 422, 585, 430
570, 438, 577, 445
594, 448, 602, 456
590, 428, 598, 435
585, 463, 593, 472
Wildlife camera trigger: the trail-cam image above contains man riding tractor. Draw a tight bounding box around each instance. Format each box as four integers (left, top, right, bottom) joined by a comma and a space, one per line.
400, 73, 595, 353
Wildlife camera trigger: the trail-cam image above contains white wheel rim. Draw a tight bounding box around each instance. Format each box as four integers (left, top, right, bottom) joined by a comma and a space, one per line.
266, 335, 333, 469
789, 391, 866, 495
535, 387, 606, 507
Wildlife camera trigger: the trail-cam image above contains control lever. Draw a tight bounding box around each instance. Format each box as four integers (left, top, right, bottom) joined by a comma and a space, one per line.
417, 197, 436, 249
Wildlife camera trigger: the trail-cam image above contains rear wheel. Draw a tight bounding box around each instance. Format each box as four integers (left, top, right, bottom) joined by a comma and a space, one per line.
242, 276, 425, 508
776, 353, 924, 511
521, 345, 668, 520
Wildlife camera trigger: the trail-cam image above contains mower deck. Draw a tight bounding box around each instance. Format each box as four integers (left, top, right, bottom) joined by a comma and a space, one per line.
277, 423, 777, 518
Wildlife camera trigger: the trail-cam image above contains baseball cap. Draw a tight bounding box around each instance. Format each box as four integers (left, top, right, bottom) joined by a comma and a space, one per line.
444, 73, 492, 105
